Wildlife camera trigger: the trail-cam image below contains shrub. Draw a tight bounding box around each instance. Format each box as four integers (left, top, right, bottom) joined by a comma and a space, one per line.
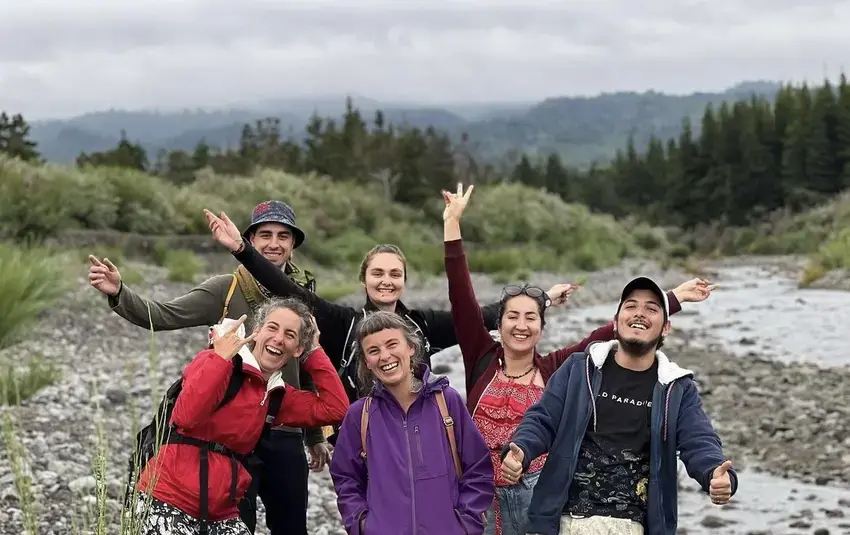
163, 249, 204, 283
0, 243, 69, 350
0, 155, 673, 275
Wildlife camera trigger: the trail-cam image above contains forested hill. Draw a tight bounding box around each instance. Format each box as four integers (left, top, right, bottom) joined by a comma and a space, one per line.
29, 81, 780, 167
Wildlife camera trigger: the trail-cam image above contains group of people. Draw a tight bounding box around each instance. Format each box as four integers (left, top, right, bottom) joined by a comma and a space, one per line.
87, 184, 737, 535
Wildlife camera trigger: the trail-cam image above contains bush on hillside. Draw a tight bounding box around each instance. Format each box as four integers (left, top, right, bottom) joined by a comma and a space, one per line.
0, 156, 671, 275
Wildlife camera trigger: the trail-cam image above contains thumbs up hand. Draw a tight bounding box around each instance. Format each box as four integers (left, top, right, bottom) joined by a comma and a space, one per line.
501, 443, 525, 485
709, 460, 733, 505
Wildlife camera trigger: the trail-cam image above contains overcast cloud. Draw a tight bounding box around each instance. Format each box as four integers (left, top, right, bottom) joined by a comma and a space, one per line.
1, 0, 848, 119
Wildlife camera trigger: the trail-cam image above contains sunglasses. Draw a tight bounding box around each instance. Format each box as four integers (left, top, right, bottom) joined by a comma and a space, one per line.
501, 284, 552, 308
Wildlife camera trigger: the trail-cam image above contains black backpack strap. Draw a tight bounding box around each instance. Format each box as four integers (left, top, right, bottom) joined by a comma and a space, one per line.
469, 347, 498, 388
216, 355, 244, 410
262, 388, 285, 434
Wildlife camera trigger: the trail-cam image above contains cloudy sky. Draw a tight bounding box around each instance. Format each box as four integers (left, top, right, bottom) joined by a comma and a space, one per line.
1, 0, 848, 119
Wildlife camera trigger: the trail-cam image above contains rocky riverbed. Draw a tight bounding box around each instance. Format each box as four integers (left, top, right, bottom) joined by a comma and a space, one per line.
1, 257, 849, 534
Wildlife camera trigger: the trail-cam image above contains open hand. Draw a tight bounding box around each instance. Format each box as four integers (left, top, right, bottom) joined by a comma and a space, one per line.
442, 183, 474, 221
204, 209, 244, 252
211, 315, 256, 360
501, 442, 525, 484
88, 255, 122, 296
547, 283, 578, 307
709, 460, 733, 505
672, 278, 717, 303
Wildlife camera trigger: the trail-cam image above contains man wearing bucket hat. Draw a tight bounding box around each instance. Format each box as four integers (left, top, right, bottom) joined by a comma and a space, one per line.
88, 200, 328, 535
500, 276, 736, 534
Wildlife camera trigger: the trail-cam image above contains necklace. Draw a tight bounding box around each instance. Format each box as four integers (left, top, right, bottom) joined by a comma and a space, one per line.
501, 364, 535, 380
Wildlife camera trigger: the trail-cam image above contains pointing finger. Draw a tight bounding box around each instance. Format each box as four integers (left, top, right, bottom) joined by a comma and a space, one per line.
88, 255, 105, 267
456, 182, 462, 197
102, 258, 118, 272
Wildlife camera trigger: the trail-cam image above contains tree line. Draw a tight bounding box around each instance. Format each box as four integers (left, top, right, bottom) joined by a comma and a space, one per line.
4, 76, 850, 231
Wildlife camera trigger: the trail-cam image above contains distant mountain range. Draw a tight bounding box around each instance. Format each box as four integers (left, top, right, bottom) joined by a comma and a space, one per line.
27, 81, 782, 168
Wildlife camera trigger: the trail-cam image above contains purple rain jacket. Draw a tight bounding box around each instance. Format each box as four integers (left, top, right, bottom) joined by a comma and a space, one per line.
330, 365, 495, 535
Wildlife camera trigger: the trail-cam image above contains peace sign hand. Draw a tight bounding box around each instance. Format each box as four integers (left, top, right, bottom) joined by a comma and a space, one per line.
204, 209, 244, 253
212, 315, 256, 361
442, 183, 474, 221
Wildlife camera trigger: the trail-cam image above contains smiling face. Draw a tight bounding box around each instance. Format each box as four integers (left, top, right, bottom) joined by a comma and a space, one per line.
615, 289, 671, 355
363, 252, 406, 307
251, 307, 305, 374
499, 295, 543, 355
362, 327, 416, 388
249, 222, 295, 268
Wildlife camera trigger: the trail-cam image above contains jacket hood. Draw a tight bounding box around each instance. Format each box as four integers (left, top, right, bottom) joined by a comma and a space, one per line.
210, 319, 285, 391
371, 363, 449, 401
587, 340, 693, 385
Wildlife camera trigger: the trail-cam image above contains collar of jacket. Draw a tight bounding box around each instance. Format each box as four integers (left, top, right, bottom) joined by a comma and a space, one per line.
363, 298, 412, 316
369, 363, 447, 402
586, 340, 693, 384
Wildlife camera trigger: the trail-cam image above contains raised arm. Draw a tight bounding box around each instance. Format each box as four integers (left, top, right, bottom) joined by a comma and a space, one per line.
329, 399, 370, 535
442, 185, 501, 377
205, 209, 358, 366
273, 346, 350, 429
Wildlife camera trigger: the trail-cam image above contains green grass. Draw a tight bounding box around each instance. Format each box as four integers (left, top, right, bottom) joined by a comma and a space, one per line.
0, 155, 675, 278
0, 243, 70, 350
162, 249, 203, 283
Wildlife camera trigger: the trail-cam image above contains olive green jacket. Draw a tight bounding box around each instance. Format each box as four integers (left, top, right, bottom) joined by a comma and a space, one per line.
107, 271, 324, 446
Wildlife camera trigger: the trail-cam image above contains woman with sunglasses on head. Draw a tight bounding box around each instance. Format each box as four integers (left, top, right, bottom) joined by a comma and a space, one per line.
441, 184, 714, 535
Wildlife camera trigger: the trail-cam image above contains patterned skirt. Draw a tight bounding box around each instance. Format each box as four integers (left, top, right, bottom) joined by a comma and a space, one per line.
133, 495, 250, 535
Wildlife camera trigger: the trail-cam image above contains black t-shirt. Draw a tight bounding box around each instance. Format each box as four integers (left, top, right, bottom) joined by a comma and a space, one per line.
564, 352, 658, 523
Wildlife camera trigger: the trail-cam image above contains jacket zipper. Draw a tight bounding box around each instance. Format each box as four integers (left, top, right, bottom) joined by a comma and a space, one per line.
403, 418, 417, 534
414, 425, 424, 467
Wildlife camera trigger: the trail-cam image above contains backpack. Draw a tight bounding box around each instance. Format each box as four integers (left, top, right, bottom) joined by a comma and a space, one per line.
359, 390, 462, 478
123, 276, 284, 535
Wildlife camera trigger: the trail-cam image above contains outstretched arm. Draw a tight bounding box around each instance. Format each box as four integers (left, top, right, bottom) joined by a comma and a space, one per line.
274, 347, 350, 428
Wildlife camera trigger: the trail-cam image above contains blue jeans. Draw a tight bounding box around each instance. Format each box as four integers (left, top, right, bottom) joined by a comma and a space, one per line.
484, 470, 541, 535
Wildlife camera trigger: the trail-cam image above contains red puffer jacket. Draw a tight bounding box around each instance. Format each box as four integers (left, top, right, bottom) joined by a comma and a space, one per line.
137, 346, 349, 520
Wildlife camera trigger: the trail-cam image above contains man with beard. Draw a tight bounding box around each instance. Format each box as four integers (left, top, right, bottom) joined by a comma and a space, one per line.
87, 200, 329, 535
500, 277, 737, 535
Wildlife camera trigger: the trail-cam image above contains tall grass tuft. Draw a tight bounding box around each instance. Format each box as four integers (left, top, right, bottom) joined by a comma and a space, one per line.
0, 243, 69, 350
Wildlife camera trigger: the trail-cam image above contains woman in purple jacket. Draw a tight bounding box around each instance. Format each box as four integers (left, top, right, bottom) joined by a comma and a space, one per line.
330, 311, 495, 535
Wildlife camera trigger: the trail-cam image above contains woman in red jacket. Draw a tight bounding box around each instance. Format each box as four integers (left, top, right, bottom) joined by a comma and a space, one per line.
133, 297, 350, 535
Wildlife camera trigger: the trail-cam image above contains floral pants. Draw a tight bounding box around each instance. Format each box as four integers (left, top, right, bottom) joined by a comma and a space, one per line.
135, 496, 250, 535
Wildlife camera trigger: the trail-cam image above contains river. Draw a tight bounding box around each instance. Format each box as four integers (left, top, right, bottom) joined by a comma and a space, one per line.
431, 262, 850, 534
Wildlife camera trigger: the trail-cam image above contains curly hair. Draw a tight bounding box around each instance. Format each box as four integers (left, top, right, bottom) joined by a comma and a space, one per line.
253, 297, 316, 351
